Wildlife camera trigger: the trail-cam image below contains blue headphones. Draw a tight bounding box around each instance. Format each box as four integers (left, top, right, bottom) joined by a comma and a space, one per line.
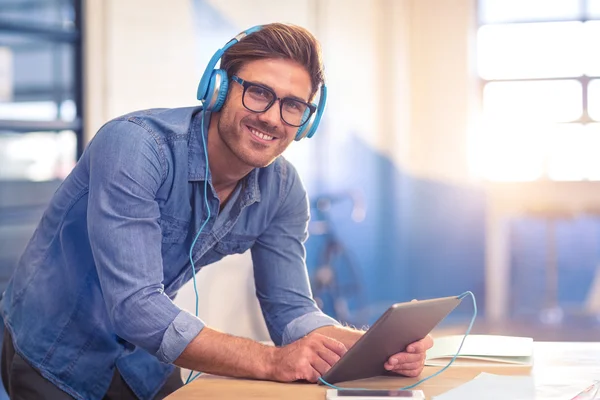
196, 25, 327, 141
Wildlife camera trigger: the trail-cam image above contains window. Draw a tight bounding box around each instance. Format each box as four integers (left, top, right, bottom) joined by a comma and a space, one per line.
472, 0, 600, 181
0, 0, 83, 182
0, 1, 83, 320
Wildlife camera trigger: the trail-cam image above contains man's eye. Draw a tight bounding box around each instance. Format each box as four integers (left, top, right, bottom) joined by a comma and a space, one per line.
284, 100, 306, 114
248, 87, 271, 99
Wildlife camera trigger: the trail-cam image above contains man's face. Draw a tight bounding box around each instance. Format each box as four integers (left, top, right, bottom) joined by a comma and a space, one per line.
216, 58, 312, 168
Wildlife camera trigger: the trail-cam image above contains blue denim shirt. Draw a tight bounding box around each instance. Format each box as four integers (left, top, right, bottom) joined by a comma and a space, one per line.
0, 106, 339, 400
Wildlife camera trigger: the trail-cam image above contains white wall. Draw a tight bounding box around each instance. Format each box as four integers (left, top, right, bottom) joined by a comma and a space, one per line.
178, 254, 270, 341
407, 0, 477, 184
206, 0, 317, 30
84, 0, 198, 140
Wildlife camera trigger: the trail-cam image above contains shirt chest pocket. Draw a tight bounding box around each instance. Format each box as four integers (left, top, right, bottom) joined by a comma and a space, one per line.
194, 234, 255, 268
213, 234, 255, 255
158, 216, 189, 250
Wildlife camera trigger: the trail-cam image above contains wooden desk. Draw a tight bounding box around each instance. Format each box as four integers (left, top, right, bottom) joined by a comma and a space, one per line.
167, 342, 600, 399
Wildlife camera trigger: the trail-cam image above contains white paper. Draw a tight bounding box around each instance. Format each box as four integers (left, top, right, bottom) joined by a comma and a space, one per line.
433, 373, 536, 400
426, 335, 533, 366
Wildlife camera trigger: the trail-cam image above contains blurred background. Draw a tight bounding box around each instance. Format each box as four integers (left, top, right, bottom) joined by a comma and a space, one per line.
1, 1, 600, 377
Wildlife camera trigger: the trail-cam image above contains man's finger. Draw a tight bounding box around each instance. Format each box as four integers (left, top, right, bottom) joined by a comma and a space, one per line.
305, 365, 322, 383
310, 354, 333, 376
317, 347, 342, 367
387, 352, 422, 365
407, 342, 425, 353
407, 335, 433, 353
321, 336, 347, 357
422, 334, 434, 349
392, 360, 423, 371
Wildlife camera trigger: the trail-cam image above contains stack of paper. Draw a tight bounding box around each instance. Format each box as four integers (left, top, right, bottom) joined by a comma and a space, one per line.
426, 335, 533, 367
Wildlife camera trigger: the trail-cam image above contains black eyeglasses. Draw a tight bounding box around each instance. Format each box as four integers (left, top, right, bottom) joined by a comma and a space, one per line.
231, 75, 316, 127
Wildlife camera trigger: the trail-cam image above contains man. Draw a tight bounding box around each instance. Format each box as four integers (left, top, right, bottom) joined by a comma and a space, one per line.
0, 23, 433, 400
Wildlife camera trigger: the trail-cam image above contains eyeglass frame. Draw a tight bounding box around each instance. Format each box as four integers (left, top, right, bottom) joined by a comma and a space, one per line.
230, 75, 317, 127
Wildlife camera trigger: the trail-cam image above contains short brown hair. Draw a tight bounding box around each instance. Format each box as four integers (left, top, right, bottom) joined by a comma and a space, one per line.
221, 23, 324, 101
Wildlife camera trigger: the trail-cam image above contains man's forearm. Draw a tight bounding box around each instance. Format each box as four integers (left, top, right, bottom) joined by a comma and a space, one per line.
313, 325, 366, 349
174, 326, 274, 380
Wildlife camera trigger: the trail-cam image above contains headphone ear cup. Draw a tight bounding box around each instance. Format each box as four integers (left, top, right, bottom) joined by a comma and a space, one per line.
212, 70, 229, 112
204, 70, 229, 112
295, 123, 308, 141
305, 86, 327, 139
294, 107, 313, 141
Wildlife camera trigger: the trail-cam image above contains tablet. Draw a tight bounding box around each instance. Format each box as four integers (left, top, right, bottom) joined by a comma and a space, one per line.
319, 295, 462, 384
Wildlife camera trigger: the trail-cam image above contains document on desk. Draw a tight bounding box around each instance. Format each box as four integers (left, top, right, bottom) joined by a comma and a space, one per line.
432, 372, 535, 400
426, 335, 533, 366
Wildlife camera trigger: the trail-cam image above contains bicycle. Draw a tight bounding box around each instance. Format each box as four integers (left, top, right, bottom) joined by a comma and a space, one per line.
308, 190, 369, 328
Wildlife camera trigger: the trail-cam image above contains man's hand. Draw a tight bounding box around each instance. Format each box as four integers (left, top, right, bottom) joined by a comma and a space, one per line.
267, 332, 348, 383
384, 334, 434, 377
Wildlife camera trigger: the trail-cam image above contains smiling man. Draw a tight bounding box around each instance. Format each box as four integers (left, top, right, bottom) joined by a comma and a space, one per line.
0, 23, 433, 400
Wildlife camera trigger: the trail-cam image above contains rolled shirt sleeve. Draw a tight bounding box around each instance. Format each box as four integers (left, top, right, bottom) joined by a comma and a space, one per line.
87, 119, 203, 363
281, 311, 341, 345
156, 310, 205, 363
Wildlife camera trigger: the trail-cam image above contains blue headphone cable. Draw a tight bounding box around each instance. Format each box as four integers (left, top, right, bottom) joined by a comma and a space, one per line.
184, 109, 211, 385
318, 291, 477, 391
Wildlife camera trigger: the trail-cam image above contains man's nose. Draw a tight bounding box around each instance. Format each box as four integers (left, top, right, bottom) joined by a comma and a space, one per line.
257, 101, 281, 127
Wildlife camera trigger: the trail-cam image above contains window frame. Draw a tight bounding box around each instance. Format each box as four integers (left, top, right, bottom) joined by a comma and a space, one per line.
0, 0, 84, 158
477, 0, 600, 181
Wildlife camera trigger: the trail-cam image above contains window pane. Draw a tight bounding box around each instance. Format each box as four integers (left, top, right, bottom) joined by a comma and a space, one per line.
483, 80, 582, 122
590, 80, 600, 121
547, 124, 600, 181
0, 100, 75, 122
0, 130, 76, 181
589, 0, 600, 18
0, 0, 76, 30
472, 123, 600, 181
480, 0, 581, 24
0, 32, 75, 121
469, 122, 545, 181
478, 22, 584, 80
584, 21, 600, 76
547, 124, 587, 181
